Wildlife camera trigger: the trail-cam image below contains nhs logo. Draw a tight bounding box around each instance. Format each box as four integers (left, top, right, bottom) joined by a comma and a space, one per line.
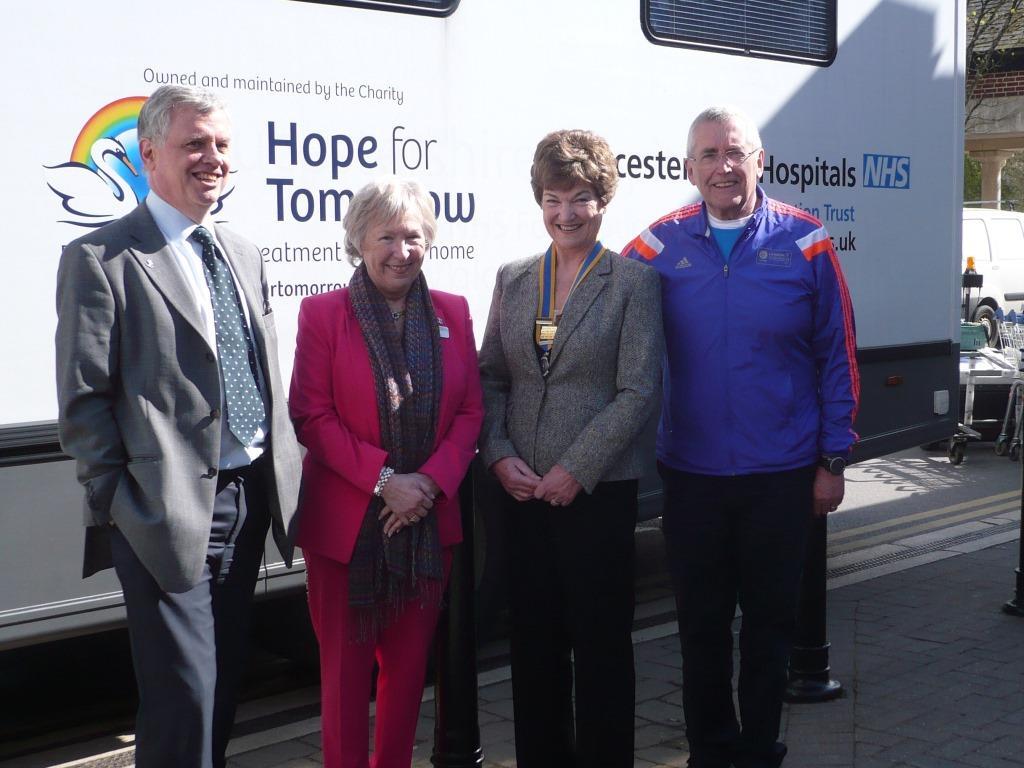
862, 154, 911, 189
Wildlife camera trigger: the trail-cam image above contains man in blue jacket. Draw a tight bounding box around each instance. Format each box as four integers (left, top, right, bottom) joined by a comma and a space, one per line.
623, 106, 859, 768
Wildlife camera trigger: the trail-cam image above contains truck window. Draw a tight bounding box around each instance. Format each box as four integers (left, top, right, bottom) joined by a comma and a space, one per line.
642, 0, 837, 66
962, 219, 992, 264
290, 0, 458, 16
988, 218, 1024, 261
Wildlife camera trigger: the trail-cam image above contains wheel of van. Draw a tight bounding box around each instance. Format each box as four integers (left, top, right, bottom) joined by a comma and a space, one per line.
974, 305, 999, 347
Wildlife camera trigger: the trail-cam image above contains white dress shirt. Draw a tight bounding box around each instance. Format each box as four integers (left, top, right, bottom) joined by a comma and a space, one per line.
146, 192, 268, 469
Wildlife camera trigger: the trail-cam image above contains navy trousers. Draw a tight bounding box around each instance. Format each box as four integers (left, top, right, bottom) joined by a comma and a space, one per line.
111, 460, 270, 768
658, 463, 814, 768
505, 479, 639, 768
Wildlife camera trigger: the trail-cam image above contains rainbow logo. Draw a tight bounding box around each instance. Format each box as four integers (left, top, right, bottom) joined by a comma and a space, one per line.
45, 96, 152, 227
47, 94, 234, 228
69, 96, 149, 202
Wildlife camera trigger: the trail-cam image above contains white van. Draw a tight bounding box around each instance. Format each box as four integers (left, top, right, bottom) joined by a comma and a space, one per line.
0, 0, 965, 650
962, 207, 1024, 342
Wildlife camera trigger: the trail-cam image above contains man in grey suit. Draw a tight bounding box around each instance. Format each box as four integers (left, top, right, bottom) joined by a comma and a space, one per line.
55, 85, 301, 768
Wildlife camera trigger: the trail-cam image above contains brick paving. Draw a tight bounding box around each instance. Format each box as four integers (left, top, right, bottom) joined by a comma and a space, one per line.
225, 538, 1024, 768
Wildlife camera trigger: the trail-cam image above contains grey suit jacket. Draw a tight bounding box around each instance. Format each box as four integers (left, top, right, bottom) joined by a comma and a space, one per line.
55, 202, 301, 593
478, 250, 663, 493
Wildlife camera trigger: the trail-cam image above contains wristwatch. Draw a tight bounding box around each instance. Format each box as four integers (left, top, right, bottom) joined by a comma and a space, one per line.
819, 455, 848, 475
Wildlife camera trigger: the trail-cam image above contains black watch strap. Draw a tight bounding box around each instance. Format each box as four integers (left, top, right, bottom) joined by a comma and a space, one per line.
820, 455, 847, 475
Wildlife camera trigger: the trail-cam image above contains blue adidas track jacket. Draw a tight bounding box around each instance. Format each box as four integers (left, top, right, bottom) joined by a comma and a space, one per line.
623, 190, 859, 475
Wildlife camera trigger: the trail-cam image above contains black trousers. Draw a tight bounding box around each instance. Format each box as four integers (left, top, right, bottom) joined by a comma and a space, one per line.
505, 479, 639, 768
658, 463, 814, 768
111, 460, 270, 768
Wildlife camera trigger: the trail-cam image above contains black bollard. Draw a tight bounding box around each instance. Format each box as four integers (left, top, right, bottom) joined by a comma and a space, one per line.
1002, 438, 1024, 616
784, 513, 842, 702
431, 470, 484, 767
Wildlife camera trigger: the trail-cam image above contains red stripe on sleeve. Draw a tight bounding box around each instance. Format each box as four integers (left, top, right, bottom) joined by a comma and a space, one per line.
827, 242, 861, 426
803, 237, 831, 261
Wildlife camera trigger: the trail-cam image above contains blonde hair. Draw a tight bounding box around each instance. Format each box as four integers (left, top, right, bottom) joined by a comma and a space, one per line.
343, 177, 437, 266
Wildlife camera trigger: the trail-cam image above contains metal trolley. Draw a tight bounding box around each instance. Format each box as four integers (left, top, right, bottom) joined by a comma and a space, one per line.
994, 311, 1024, 460
953, 341, 1015, 464
950, 264, 1015, 464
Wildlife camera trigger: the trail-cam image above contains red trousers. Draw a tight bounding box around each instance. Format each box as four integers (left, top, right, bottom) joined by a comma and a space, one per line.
305, 548, 451, 768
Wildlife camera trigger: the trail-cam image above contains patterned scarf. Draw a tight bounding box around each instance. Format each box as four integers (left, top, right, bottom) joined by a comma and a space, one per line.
347, 263, 444, 636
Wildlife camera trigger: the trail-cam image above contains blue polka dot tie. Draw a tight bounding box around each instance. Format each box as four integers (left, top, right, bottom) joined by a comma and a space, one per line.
190, 226, 266, 446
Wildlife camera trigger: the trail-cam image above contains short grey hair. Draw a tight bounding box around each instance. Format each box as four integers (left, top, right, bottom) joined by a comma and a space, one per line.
686, 105, 763, 157
343, 177, 438, 266
137, 85, 227, 146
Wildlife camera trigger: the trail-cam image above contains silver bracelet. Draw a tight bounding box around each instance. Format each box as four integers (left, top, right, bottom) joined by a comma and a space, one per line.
373, 466, 395, 497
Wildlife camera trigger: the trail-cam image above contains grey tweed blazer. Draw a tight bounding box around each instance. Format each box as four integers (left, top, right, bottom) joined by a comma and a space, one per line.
478, 249, 663, 493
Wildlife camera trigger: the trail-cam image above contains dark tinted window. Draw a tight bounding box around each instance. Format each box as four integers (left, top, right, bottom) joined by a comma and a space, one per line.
643, 0, 836, 66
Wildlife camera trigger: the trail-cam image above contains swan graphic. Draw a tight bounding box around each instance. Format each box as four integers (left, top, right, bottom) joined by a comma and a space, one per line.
45, 137, 143, 227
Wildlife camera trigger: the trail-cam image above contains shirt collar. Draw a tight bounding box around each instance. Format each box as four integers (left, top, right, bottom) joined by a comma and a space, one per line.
698, 186, 767, 238
146, 191, 211, 246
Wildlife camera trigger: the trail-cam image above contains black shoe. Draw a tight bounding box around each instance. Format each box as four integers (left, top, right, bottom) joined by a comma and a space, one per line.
732, 741, 787, 768
687, 750, 733, 768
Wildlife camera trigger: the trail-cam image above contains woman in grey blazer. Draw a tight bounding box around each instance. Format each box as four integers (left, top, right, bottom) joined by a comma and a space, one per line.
478, 130, 663, 767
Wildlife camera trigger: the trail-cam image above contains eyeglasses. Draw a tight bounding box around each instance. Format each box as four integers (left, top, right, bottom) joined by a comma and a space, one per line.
689, 147, 761, 169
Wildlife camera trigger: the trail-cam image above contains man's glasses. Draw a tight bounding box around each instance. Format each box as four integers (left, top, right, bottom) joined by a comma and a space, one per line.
689, 147, 761, 169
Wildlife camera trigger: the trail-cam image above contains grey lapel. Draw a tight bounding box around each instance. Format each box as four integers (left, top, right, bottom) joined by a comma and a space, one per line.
125, 203, 208, 345
547, 251, 612, 368
508, 256, 546, 380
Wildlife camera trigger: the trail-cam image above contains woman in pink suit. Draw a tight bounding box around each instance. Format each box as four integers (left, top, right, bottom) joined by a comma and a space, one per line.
289, 177, 483, 768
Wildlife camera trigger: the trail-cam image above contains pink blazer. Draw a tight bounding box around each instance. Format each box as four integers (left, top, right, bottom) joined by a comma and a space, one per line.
289, 288, 483, 564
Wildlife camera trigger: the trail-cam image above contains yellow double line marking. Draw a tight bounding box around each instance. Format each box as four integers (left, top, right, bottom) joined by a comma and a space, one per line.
829, 489, 1020, 555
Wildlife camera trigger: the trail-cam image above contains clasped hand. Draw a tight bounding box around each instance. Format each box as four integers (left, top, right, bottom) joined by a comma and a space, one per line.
379, 472, 440, 537
492, 457, 582, 507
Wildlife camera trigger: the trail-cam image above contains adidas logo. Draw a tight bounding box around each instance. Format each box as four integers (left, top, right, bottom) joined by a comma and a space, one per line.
675, 257, 692, 269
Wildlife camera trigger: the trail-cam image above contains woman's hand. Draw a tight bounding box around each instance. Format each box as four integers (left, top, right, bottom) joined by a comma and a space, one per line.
492, 456, 541, 501
380, 472, 434, 516
380, 505, 432, 537
378, 472, 438, 537
415, 472, 442, 504
534, 464, 583, 507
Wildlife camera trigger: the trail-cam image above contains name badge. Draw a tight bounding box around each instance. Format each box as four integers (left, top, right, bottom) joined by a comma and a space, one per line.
756, 249, 792, 267
437, 318, 450, 339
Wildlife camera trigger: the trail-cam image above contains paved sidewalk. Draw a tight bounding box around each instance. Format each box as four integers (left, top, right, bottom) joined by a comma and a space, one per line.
782, 538, 1024, 768
220, 536, 1024, 768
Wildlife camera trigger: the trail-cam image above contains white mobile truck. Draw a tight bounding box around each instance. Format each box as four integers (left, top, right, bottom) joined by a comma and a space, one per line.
0, 0, 964, 649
